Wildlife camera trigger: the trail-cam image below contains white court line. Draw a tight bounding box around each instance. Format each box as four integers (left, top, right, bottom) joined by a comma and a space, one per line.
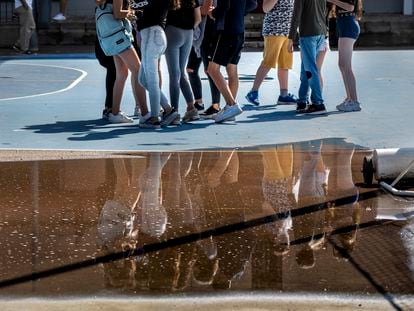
0, 62, 88, 101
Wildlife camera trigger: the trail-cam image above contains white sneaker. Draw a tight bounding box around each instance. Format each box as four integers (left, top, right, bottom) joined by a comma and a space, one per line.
52, 13, 66, 21
214, 103, 242, 123
336, 100, 361, 112
108, 111, 133, 123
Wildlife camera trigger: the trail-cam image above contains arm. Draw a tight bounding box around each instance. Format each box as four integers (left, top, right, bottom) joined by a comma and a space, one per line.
112, 0, 134, 20
288, 0, 303, 41
327, 0, 354, 12
262, 0, 277, 13
194, 7, 202, 28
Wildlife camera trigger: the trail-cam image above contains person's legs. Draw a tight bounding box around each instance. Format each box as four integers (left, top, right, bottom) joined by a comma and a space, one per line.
165, 25, 183, 111
207, 61, 236, 106
299, 35, 324, 105
16, 6, 35, 52
178, 30, 195, 111
139, 26, 166, 118
338, 37, 357, 102
60, 0, 67, 14
226, 63, 239, 99
187, 47, 203, 104
121, 48, 148, 115
112, 55, 129, 115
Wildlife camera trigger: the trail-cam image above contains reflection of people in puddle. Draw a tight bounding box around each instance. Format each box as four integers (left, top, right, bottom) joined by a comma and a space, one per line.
292, 141, 330, 269
199, 150, 257, 289
260, 144, 295, 256
322, 144, 361, 259
97, 157, 147, 289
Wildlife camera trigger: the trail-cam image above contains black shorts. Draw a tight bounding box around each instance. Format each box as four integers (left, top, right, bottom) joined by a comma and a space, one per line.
206, 32, 244, 66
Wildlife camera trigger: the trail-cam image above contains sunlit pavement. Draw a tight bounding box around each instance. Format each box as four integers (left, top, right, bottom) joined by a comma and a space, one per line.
0, 50, 414, 310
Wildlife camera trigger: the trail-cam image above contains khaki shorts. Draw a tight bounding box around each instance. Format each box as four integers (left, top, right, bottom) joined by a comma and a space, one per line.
262, 36, 293, 69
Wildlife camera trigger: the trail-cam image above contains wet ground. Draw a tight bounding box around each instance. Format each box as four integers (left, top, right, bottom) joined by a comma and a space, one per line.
1, 49, 414, 309
0, 143, 413, 310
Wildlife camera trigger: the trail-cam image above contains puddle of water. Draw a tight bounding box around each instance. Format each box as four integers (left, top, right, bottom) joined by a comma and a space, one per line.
0, 142, 413, 309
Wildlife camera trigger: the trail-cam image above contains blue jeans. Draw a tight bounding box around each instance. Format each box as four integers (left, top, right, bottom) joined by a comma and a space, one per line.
139, 26, 169, 118
298, 35, 325, 105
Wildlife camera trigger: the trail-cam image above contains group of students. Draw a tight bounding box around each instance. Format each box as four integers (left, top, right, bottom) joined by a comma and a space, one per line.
96, 0, 362, 129
246, 0, 363, 114
96, 0, 257, 128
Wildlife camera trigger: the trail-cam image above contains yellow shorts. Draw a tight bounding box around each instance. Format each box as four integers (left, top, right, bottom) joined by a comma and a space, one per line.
262, 36, 293, 69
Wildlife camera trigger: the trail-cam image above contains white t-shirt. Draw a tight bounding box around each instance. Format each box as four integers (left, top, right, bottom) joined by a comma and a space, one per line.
15, 0, 33, 10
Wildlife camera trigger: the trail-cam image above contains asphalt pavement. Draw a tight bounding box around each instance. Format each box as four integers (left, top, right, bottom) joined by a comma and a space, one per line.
0, 48, 413, 152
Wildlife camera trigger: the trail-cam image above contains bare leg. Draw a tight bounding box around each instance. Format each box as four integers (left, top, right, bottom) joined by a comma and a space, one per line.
60, 0, 67, 14
316, 49, 327, 90
207, 62, 236, 105
338, 37, 358, 102
117, 48, 148, 115
252, 63, 271, 91
277, 68, 289, 90
112, 55, 128, 115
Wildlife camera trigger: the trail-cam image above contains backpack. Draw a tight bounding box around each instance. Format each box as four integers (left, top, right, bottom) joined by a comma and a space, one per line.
95, 3, 133, 56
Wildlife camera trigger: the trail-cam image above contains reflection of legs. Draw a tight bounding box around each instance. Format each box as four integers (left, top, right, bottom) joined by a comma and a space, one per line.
139, 153, 169, 237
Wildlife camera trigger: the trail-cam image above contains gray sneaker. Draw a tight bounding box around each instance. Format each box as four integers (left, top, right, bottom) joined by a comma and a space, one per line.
182, 108, 200, 123
336, 100, 361, 112
160, 109, 179, 127
214, 104, 242, 123
139, 115, 161, 129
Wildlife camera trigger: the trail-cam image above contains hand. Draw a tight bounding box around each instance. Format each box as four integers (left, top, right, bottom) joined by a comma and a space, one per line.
207, 5, 215, 20
95, 0, 106, 5
126, 9, 136, 21
287, 39, 294, 53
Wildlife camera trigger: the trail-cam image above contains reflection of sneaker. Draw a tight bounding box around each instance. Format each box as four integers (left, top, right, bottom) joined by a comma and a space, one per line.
214, 103, 242, 123
52, 13, 66, 21
108, 111, 133, 123
277, 93, 297, 105
160, 108, 179, 127
245, 90, 260, 106
200, 105, 220, 119
182, 108, 200, 123
336, 100, 361, 112
298, 103, 327, 115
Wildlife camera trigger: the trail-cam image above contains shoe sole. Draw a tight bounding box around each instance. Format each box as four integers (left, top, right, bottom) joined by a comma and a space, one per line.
182, 116, 201, 123
297, 110, 327, 115
138, 123, 161, 129
336, 105, 361, 112
277, 101, 297, 105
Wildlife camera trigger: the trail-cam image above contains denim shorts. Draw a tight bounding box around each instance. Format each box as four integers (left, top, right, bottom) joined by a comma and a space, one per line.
336, 15, 360, 40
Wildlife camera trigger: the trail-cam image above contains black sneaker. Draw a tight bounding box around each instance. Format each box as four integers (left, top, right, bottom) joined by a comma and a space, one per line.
299, 103, 327, 115
296, 102, 307, 113
194, 102, 205, 111
200, 105, 220, 119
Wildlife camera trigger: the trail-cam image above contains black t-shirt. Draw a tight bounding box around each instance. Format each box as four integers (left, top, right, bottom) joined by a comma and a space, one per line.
167, 0, 200, 30
131, 0, 170, 30
336, 0, 358, 14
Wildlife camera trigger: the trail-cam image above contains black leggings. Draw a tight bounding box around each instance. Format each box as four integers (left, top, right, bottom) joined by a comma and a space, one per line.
95, 37, 116, 110
187, 46, 220, 104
